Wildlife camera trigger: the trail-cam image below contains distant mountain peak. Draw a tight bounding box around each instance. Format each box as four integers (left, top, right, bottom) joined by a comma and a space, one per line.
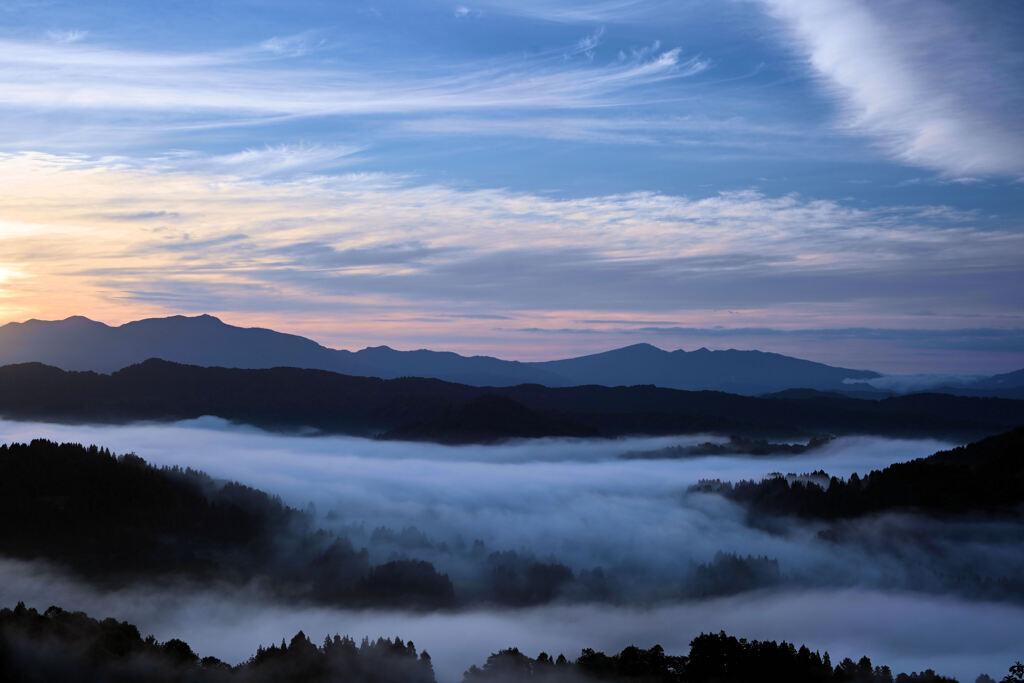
609, 342, 665, 355
127, 313, 224, 325
191, 313, 223, 323
0, 315, 110, 332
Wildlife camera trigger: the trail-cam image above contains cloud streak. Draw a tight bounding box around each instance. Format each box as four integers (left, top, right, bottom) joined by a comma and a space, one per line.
396, 113, 803, 148
759, 0, 1024, 177
0, 151, 1021, 370
449, 0, 671, 24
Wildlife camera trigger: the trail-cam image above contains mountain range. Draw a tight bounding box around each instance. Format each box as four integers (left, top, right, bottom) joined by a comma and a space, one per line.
0, 314, 878, 394
0, 314, 1020, 396
1, 359, 1021, 443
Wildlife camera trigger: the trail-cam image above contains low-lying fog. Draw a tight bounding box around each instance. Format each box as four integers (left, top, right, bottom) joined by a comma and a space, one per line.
0, 557, 1016, 683
0, 418, 958, 579
1, 418, 1018, 680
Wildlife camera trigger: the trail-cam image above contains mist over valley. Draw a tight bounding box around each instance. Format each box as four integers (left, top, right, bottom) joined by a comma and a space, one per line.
0, 417, 1021, 680
2, 0, 1023, 678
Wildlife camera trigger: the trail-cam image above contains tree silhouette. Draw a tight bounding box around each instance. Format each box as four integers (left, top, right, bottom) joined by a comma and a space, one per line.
1003, 661, 1024, 683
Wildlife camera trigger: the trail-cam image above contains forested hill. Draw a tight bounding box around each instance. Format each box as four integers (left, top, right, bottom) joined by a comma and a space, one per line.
1, 359, 1023, 442
692, 427, 1024, 518
0, 603, 967, 683
0, 602, 436, 683
0, 439, 455, 609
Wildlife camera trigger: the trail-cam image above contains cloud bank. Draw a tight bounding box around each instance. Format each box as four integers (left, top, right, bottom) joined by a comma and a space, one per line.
0, 418, 996, 594
0, 418, 1021, 682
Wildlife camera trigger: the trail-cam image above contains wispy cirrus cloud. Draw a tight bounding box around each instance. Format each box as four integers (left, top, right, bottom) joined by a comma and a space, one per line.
398, 113, 805, 148
0, 34, 697, 128
157, 144, 366, 178
759, 0, 1024, 178
451, 0, 670, 24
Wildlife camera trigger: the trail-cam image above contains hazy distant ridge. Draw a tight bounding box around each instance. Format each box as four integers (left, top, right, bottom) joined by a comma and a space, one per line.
0, 314, 884, 394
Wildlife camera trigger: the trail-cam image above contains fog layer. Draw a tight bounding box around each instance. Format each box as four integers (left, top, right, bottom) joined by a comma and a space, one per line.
1, 418, 1018, 681
0, 419, 956, 582
0, 557, 1015, 683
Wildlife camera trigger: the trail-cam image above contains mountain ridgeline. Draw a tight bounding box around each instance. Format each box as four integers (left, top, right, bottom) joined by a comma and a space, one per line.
0, 314, 885, 394
1, 359, 1023, 443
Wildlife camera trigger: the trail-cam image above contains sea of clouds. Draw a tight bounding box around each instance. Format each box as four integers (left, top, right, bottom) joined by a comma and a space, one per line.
0, 418, 1017, 681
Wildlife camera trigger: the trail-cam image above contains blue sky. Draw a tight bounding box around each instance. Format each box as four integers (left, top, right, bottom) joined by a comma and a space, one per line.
0, 0, 1021, 372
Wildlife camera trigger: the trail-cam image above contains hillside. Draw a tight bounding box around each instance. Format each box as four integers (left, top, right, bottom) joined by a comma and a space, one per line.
692, 428, 1024, 518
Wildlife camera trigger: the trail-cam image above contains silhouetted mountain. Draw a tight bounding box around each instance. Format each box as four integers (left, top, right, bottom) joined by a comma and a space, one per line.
531, 343, 879, 394
0, 315, 880, 393
0, 359, 1021, 442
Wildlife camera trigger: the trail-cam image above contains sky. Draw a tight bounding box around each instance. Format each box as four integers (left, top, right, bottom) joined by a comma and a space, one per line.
0, 0, 1022, 372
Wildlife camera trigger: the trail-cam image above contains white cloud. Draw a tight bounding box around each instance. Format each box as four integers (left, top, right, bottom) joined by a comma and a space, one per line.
572, 27, 604, 61
759, 0, 1024, 178
45, 29, 87, 44
258, 33, 323, 57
